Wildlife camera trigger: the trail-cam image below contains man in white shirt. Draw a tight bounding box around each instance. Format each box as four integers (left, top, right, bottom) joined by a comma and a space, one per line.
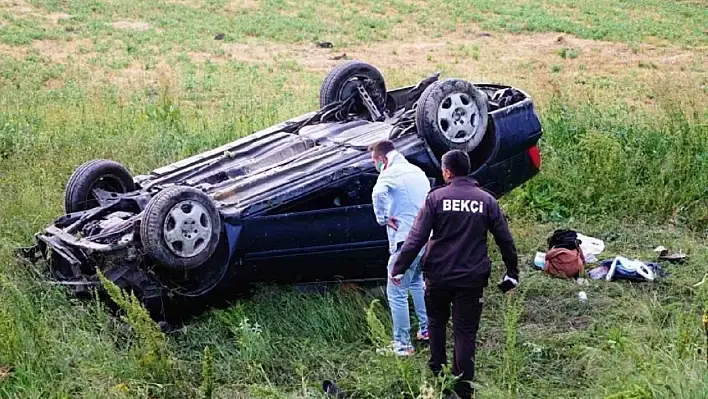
369, 140, 430, 356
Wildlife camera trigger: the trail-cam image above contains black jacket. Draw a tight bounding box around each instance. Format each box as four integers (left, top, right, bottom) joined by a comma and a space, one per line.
391, 177, 519, 287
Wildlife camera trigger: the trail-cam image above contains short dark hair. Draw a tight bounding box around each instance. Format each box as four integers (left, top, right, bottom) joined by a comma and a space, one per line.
368, 140, 396, 156
441, 150, 471, 177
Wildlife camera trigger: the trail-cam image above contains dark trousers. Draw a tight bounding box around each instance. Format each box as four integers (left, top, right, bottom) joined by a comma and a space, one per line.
425, 284, 484, 399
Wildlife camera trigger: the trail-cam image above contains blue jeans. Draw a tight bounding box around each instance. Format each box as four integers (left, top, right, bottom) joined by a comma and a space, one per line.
386, 246, 428, 347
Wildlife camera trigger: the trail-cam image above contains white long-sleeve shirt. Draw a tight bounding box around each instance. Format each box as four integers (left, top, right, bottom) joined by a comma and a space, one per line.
371, 150, 431, 254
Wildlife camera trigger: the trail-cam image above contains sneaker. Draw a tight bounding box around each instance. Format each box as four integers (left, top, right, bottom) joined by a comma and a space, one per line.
416, 330, 429, 341
393, 343, 415, 356
376, 341, 415, 356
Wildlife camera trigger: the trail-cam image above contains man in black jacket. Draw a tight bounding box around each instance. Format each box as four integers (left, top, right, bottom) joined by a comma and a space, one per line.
390, 150, 519, 399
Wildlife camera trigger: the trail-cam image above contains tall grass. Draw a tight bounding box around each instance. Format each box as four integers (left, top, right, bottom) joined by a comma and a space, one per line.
0, 2, 707, 395
506, 84, 708, 230
1, 68, 707, 397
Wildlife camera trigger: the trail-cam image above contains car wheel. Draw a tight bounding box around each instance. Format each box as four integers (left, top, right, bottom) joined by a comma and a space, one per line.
319, 60, 387, 117
415, 79, 489, 157
64, 159, 136, 213
140, 186, 222, 270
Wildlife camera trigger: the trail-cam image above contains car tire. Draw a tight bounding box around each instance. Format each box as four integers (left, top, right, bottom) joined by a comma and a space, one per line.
319, 60, 387, 117
140, 186, 222, 270
415, 79, 489, 157
64, 159, 136, 214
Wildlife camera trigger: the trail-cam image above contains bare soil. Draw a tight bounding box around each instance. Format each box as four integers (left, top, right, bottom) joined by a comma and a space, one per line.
111, 21, 152, 31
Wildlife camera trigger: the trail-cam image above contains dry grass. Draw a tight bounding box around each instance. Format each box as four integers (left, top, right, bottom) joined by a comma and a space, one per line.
0, 366, 12, 381
110, 21, 152, 32
46, 12, 72, 23
5, 26, 703, 112
29, 38, 95, 61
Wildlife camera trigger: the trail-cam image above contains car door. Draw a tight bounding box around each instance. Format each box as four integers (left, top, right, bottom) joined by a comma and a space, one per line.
233, 174, 391, 285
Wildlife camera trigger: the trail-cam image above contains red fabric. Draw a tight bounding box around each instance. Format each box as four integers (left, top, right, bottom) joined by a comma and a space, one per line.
545, 247, 585, 278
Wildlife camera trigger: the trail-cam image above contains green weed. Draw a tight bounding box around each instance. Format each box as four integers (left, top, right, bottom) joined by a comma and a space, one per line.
96, 269, 174, 384
199, 346, 214, 399
557, 47, 580, 59
638, 60, 658, 69
501, 288, 526, 398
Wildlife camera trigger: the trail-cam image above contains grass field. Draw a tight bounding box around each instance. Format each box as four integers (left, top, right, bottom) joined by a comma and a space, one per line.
1, 0, 707, 398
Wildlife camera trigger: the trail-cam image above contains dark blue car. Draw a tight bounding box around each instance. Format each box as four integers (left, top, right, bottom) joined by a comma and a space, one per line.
22, 61, 542, 321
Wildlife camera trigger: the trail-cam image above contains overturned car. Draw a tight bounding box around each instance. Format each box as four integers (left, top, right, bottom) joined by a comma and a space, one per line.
20, 61, 543, 321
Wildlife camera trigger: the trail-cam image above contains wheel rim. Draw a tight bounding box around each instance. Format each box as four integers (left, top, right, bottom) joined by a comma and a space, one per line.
436, 92, 480, 144
163, 200, 212, 258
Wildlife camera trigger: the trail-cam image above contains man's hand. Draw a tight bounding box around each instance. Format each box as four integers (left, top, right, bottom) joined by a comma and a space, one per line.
387, 216, 399, 231
497, 273, 518, 294
390, 273, 404, 286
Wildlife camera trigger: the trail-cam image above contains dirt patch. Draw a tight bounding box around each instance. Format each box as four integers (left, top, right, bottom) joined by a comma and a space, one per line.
47, 13, 73, 23
219, 41, 360, 71
30, 38, 95, 62
187, 51, 228, 65
92, 58, 175, 92
111, 21, 151, 31
213, 32, 702, 79
224, 0, 260, 11
206, 32, 705, 113
10, 26, 703, 111
166, 0, 259, 11
0, 0, 39, 21
569, 316, 591, 330
349, 32, 701, 76
0, 43, 26, 59
0, 0, 33, 14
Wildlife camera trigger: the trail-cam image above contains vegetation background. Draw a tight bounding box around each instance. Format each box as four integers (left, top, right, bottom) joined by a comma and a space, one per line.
0, 0, 706, 398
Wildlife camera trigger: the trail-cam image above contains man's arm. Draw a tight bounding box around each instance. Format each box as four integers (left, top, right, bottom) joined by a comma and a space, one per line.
488, 198, 519, 280
391, 195, 435, 276
371, 174, 392, 226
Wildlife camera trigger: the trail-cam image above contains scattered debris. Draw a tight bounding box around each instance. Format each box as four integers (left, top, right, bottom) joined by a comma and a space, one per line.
545, 246, 584, 279
547, 229, 580, 251
604, 256, 667, 282
654, 245, 687, 264
533, 229, 675, 284
317, 41, 333, 48
542, 229, 585, 279
588, 265, 609, 280
0, 366, 13, 381
478, 32, 492, 38
576, 233, 604, 263
533, 251, 545, 269
659, 252, 687, 263
214, 33, 225, 40
323, 380, 347, 398
331, 53, 348, 60
578, 291, 587, 302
